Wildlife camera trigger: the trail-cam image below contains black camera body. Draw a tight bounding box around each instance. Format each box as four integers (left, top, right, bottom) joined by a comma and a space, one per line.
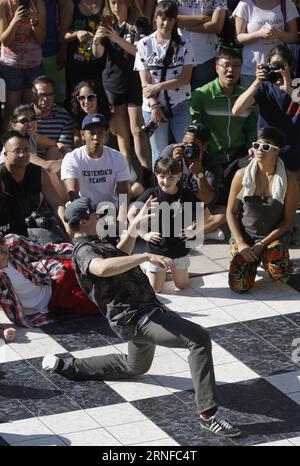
183, 142, 200, 162
141, 106, 171, 138
261, 61, 284, 83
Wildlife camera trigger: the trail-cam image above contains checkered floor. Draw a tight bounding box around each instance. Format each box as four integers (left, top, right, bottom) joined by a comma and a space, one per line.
1, 268, 300, 446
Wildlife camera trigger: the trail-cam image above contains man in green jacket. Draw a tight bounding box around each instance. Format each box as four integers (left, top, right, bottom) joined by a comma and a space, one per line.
189, 47, 257, 170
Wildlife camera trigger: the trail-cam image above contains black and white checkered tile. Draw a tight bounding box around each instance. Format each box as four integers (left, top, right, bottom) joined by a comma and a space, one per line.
1, 271, 300, 446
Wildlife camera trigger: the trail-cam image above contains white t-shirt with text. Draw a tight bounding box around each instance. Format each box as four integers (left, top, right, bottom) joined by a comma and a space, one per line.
61, 145, 131, 207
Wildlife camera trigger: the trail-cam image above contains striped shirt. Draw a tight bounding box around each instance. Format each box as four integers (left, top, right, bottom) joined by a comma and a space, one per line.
36, 104, 74, 155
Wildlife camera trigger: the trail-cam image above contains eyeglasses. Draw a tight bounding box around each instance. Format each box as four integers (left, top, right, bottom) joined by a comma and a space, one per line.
76, 94, 97, 103
252, 142, 280, 152
7, 148, 30, 155
15, 116, 37, 124
217, 62, 241, 70
35, 93, 55, 99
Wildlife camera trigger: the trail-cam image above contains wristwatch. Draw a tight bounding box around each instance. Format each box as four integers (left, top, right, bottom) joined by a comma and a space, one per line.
196, 172, 204, 180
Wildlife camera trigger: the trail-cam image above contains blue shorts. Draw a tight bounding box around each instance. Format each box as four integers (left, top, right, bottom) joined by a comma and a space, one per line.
0, 63, 43, 92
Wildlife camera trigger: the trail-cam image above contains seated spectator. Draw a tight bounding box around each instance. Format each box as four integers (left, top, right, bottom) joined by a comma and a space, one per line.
32, 75, 74, 159
232, 44, 300, 173
0, 179, 27, 237
0, 130, 68, 243
175, 0, 227, 90
189, 46, 257, 199
134, 0, 193, 168
0, 0, 46, 128
128, 157, 204, 292
0, 233, 99, 342
61, 113, 130, 224
71, 79, 111, 147
226, 127, 298, 293
4, 103, 61, 173
161, 123, 226, 240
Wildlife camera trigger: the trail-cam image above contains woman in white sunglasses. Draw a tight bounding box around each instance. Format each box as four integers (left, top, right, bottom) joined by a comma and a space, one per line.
226, 126, 298, 293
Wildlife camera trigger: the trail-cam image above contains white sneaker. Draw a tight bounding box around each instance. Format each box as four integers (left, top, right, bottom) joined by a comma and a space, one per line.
204, 228, 225, 241
42, 354, 59, 372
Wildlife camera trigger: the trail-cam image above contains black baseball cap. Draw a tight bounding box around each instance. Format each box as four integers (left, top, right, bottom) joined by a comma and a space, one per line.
64, 197, 96, 223
184, 124, 210, 143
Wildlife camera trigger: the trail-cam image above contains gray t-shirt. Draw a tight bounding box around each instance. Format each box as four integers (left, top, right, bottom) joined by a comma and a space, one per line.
73, 236, 164, 339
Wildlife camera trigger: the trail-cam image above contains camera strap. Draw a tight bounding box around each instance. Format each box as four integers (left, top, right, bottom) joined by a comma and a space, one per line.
158, 40, 175, 117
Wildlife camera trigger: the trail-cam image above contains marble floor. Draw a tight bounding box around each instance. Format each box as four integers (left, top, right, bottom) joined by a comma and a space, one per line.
1, 233, 300, 447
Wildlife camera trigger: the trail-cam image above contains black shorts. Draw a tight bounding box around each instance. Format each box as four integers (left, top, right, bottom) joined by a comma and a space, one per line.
105, 89, 142, 107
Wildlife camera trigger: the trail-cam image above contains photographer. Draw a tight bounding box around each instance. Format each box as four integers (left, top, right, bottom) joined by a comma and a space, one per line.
161, 124, 226, 241
134, 0, 194, 168
232, 44, 300, 172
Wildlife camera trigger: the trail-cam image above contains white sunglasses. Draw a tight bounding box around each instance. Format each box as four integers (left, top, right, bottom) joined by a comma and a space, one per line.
252, 142, 279, 152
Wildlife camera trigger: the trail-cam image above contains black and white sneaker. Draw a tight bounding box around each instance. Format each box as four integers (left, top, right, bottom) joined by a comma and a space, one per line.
200, 413, 241, 438
42, 354, 71, 373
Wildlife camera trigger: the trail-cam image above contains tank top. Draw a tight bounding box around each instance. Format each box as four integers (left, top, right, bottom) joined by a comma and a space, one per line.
0, 0, 42, 69
239, 195, 284, 245
0, 163, 42, 217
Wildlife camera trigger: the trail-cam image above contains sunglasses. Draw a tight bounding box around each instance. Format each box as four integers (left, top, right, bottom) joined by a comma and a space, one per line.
15, 116, 37, 124
252, 142, 279, 152
76, 94, 97, 103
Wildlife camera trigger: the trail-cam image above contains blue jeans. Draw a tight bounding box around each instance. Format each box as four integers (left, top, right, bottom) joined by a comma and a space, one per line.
143, 99, 192, 169
191, 58, 217, 91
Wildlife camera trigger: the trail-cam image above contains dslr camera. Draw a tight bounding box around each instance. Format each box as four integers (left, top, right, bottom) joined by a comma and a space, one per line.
182, 142, 200, 162
141, 106, 171, 138
260, 61, 284, 83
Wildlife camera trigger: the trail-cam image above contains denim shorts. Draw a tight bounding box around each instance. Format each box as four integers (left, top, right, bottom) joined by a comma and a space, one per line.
0, 63, 43, 91
143, 254, 190, 273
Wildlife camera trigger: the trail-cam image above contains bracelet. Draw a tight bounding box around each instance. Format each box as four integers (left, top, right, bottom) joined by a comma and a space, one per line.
256, 241, 265, 248
150, 103, 158, 109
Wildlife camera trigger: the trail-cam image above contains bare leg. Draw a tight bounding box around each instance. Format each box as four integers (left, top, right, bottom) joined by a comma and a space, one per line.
146, 270, 166, 293
128, 105, 151, 169
172, 268, 189, 290
110, 104, 132, 168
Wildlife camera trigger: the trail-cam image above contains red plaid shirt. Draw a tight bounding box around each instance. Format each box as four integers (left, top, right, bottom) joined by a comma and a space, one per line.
0, 234, 73, 328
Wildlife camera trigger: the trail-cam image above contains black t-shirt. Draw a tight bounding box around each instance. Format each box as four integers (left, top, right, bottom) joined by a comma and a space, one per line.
0, 192, 28, 237
136, 185, 200, 259
102, 18, 150, 95
73, 236, 162, 339
0, 163, 42, 217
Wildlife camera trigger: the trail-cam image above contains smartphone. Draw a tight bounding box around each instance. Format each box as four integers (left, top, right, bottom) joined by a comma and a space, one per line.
19, 0, 30, 11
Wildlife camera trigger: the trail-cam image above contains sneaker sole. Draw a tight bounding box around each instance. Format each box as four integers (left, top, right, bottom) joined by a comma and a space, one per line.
200, 422, 241, 438
42, 354, 59, 372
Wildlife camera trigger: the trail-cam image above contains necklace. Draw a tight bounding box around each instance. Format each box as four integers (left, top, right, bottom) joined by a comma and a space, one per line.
256, 171, 275, 200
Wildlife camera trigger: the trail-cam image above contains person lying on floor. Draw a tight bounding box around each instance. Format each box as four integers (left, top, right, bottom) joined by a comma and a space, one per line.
0, 233, 98, 342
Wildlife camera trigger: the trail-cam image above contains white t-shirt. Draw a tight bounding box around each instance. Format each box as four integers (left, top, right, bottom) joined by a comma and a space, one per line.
4, 262, 51, 317
173, 0, 227, 65
233, 0, 298, 76
134, 32, 194, 112
61, 145, 131, 207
